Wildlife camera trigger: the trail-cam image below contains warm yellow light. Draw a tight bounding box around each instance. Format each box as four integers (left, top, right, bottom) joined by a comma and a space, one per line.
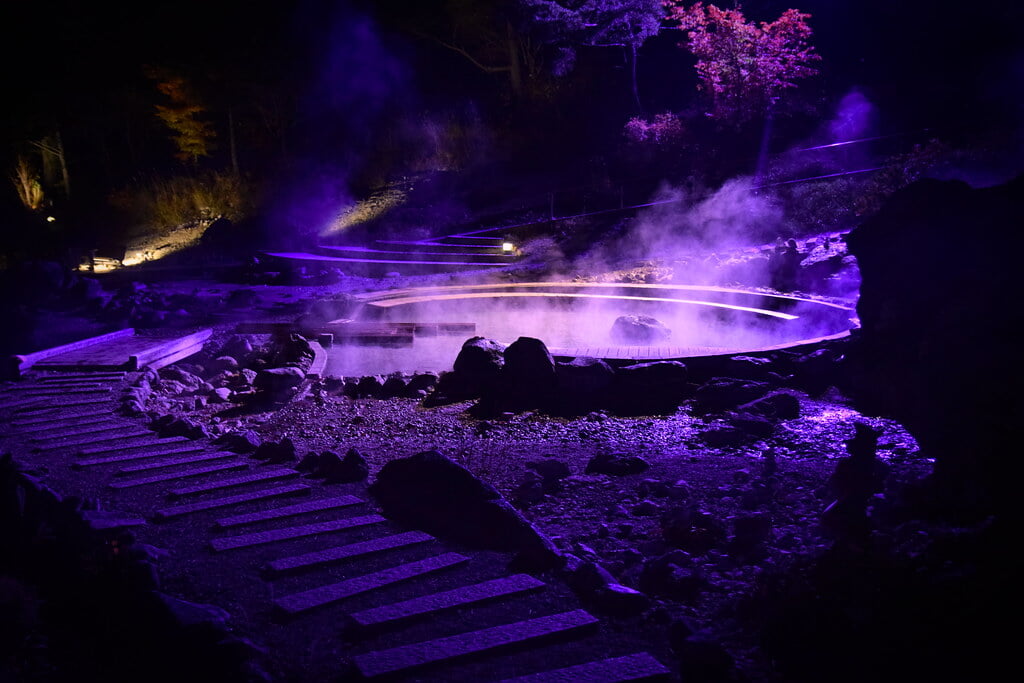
46, 216, 56, 222
502, 241, 515, 252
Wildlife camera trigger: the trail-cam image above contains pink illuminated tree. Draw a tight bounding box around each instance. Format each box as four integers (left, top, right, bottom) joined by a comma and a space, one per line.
664, 2, 820, 124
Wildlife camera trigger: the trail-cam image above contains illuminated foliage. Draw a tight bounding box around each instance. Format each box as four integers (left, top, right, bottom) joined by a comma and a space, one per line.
623, 112, 684, 144
10, 155, 45, 211
149, 73, 216, 164
664, 2, 820, 123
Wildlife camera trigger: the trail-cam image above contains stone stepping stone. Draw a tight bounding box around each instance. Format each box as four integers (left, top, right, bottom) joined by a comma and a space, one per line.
75, 443, 206, 467
168, 468, 300, 499
118, 452, 237, 474
82, 510, 148, 530
216, 495, 365, 528
79, 436, 189, 456
109, 461, 249, 489
16, 397, 111, 412
274, 552, 469, 616
32, 379, 119, 387
352, 609, 599, 678
494, 653, 671, 683
17, 387, 112, 397
266, 531, 434, 575
34, 429, 155, 451
13, 409, 109, 426
38, 372, 125, 381
153, 483, 311, 521
29, 422, 138, 442
16, 417, 123, 435
349, 574, 545, 629
211, 514, 385, 551
1, 398, 50, 411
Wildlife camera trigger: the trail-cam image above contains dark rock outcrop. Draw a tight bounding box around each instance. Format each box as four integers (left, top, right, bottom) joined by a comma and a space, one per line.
612, 360, 689, 415
846, 176, 1024, 514
498, 336, 557, 410
554, 356, 614, 415
370, 450, 561, 569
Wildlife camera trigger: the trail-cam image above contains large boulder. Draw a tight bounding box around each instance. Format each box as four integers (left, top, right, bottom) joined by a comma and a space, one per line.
498, 336, 557, 410
555, 356, 614, 415
254, 367, 305, 399
369, 450, 561, 568
846, 176, 1024, 514
429, 337, 505, 404
692, 378, 771, 415
610, 314, 671, 344
612, 361, 689, 415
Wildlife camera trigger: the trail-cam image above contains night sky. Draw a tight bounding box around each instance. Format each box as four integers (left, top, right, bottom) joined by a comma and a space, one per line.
2, 0, 1022, 215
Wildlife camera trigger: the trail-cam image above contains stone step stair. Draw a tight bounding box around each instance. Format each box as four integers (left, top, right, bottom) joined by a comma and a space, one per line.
349, 574, 546, 631
266, 530, 435, 576
494, 653, 671, 683
352, 610, 600, 679
211, 514, 386, 552
154, 483, 313, 520
1, 369, 675, 683
215, 494, 365, 528
273, 552, 471, 616
75, 442, 207, 467
109, 460, 249, 489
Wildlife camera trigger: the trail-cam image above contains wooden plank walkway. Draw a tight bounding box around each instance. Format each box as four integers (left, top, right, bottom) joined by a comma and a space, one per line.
22, 329, 211, 372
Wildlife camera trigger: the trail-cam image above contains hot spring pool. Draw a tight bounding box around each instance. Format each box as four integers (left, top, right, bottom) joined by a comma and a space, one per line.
324, 282, 855, 376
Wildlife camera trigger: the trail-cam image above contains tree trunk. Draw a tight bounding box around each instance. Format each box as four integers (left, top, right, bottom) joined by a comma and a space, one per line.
628, 44, 642, 112
506, 21, 523, 98
754, 103, 775, 185
55, 129, 71, 199
228, 108, 239, 175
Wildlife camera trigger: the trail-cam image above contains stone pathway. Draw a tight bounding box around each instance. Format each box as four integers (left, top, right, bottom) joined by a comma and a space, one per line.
1, 370, 673, 682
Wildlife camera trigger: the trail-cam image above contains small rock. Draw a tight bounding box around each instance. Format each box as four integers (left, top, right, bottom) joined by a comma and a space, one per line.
252, 438, 296, 464
638, 479, 672, 497
591, 583, 651, 617
254, 367, 305, 398
317, 448, 369, 483
211, 387, 232, 403
739, 390, 801, 420
512, 471, 547, 506
632, 499, 662, 516
356, 375, 385, 398
586, 452, 650, 476
296, 452, 321, 472
216, 429, 262, 453
209, 356, 239, 373
381, 374, 408, 398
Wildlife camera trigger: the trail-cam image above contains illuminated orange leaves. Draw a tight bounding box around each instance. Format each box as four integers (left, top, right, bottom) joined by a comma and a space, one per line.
150, 74, 216, 164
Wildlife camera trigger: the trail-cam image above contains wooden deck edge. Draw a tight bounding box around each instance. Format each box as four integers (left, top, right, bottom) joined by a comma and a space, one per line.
131, 329, 212, 368
8, 328, 136, 378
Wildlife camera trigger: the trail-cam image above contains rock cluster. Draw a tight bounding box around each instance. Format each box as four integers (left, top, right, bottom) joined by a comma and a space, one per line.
425, 335, 833, 420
